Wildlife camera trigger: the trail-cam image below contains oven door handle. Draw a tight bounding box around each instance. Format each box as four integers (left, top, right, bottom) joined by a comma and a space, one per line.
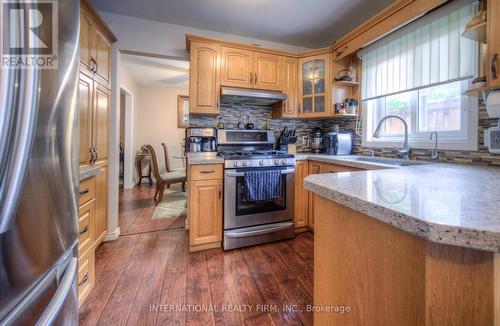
225, 222, 294, 238
226, 168, 295, 178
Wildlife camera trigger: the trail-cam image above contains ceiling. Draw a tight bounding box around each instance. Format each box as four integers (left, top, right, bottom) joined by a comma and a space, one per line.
121, 54, 189, 87
91, 0, 393, 48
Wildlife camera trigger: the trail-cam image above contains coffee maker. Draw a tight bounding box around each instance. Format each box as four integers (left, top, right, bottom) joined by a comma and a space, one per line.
185, 127, 217, 153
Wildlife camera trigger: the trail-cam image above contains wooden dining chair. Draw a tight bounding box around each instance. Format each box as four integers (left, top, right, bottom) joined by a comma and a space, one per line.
161, 143, 186, 173
144, 145, 186, 205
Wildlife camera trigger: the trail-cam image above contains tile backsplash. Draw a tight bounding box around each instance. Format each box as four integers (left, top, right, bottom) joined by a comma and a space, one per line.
189, 99, 500, 166
188, 102, 361, 152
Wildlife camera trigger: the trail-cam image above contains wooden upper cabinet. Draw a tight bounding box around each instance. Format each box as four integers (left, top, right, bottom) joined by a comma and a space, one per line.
79, 11, 93, 70
221, 47, 253, 88
488, 0, 500, 88
189, 42, 220, 115
220, 46, 284, 91
93, 82, 109, 165
79, 1, 115, 85
78, 71, 93, 167
253, 53, 283, 91
94, 30, 111, 86
273, 57, 298, 118
298, 54, 331, 118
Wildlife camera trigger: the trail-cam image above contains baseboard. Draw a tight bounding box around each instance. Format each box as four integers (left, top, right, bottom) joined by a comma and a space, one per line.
103, 227, 120, 241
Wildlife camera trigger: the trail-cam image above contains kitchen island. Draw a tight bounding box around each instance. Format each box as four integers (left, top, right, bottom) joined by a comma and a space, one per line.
304, 163, 500, 325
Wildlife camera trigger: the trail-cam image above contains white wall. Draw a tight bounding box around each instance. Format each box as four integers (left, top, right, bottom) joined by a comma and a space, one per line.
100, 12, 310, 58
134, 86, 188, 177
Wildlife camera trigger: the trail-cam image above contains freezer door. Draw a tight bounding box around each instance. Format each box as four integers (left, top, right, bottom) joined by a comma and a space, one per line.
0, 248, 78, 326
0, 0, 80, 321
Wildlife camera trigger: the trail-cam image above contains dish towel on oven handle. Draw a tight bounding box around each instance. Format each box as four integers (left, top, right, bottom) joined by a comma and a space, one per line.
243, 170, 283, 202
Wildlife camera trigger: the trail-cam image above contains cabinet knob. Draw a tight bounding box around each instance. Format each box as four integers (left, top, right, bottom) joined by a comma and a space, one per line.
78, 272, 89, 287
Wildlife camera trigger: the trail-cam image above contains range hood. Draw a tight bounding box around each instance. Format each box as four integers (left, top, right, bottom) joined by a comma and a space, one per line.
220, 87, 287, 106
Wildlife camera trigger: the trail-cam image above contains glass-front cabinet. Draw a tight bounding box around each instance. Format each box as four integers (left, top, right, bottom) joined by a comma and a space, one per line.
298, 54, 331, 118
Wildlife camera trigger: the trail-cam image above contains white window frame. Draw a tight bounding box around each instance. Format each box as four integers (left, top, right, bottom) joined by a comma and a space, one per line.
362, 79, 478, 151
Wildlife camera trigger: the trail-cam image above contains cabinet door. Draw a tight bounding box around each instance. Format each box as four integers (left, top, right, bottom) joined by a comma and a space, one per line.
253, 52, 283, 91
94, 30, 111, 86
221, 47, 253, 88
189, 42, 220, 115
78, 71, 93, 167
78, 199, 95, 255
283, 57, 298, 117
299, 54, 331, 118
319, 163, 364, 173
294, 161, 309, 228
94, 167, 107, 244
79, 10, 93, 71
308, 162, 321, 230
93, 83, 109, 165
488, 0, 500, 88
189, 179, 223, 246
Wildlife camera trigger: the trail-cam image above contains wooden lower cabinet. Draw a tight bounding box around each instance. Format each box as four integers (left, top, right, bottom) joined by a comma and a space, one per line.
77, 170, 106, 306
294, 160, 366, 232
307, 162, 321, 230
294, 161, 309, 230
94, 166, 108, 244
78, 245, 95, 307
188, 164, 223, 252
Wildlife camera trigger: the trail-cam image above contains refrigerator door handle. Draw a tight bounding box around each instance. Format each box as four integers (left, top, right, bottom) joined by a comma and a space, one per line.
0, 45, 40, 234
35, 258, 77, 326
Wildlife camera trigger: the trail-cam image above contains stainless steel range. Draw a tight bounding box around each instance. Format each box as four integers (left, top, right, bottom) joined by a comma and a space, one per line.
218, 129, 295, 250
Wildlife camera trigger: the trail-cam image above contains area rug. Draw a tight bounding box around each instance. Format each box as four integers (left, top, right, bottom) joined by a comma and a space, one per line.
152, 184, 187, 219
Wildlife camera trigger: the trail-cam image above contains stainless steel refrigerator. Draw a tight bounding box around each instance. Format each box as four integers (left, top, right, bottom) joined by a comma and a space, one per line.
0, 0, 80, 324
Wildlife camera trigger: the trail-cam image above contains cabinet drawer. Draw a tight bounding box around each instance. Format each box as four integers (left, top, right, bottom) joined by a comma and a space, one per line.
79, 177, 96, 205
78, 248, 95, 307
190, 164, 223, 181
319, 163, 364, 173
78, 199, 95, 255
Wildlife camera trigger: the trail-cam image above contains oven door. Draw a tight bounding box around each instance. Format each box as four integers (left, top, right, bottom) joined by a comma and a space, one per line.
224, 167, 295, 229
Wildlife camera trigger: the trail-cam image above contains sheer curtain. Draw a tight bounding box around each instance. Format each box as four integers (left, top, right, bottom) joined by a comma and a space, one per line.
359, 1, 477, 101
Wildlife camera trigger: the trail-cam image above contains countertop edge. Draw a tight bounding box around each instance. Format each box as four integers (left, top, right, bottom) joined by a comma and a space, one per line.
304, 177, 500, 253
79, 166, 103, 180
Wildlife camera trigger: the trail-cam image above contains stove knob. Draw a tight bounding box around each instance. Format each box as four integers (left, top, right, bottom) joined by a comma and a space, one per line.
280, 159, 286, 165
274, 159, 280, 165
259, 160, 264, 166
243, 161, 248, 167
233, 161, 239, 167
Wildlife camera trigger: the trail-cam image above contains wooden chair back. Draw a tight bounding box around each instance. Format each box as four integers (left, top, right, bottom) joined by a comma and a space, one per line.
144, 145, 162, 183
161, 143, 171, 172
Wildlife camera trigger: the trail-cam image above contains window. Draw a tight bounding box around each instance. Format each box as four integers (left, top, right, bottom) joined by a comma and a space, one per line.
364, 80, 477, 150
177, 95, 189, 128
360, 2, 478, 150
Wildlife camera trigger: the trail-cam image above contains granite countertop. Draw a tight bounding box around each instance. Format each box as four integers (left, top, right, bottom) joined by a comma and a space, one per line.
79, 166, 103, 180
186, 152, 225, 165
294, 153, 427, 170
304, 163, 500, 252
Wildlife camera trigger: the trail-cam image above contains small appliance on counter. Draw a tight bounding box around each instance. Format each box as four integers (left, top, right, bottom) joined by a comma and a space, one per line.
324, 132, 353, 155
185, 127, 217, 153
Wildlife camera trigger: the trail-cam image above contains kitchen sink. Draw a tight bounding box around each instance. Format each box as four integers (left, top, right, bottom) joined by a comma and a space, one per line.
351, 156, 430, 166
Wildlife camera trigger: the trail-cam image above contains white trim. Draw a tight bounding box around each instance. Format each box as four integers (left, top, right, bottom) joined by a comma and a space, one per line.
103, 227, 121, 242
120, 86, 135, 189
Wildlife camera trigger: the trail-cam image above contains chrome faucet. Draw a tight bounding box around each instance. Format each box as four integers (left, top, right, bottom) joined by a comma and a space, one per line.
372, 115, 410, 159
429, 131, 438, 162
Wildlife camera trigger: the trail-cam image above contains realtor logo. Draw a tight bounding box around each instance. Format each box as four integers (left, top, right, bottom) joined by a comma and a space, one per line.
1, 0, 58, 69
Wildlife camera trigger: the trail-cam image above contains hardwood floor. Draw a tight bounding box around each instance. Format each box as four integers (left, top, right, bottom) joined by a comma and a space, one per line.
79, 186, 313, 326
